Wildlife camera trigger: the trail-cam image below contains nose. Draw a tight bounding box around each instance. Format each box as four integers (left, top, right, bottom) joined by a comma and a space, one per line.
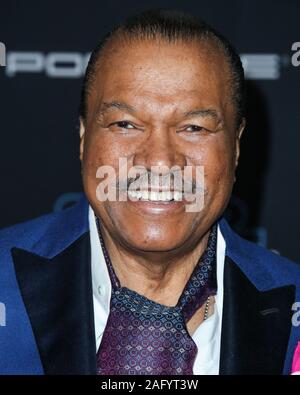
133, 127, 186, 172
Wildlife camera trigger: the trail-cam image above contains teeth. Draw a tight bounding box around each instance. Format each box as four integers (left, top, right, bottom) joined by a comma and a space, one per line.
150, 191, 158, 201
165, 192, 172, 200
174, 191, 183, 201
128, 190, 183, 202
141, 191, 148, 200
128, 190, 137, 200
160, 192, 166, 201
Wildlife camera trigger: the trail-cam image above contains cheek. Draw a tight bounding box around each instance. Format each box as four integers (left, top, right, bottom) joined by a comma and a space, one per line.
190, 137, 235, 195
83, 129, 143, 172
83, 133, 123, 176
206, 143, 235, 197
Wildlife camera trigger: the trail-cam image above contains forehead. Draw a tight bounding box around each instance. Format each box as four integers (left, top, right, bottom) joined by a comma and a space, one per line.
90, 38, 232, 118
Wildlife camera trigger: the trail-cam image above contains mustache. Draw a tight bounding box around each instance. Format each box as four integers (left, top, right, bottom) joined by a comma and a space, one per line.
116, 171, 202, 194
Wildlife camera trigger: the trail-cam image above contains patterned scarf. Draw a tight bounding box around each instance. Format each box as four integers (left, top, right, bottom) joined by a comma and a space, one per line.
96, 219, 217, 375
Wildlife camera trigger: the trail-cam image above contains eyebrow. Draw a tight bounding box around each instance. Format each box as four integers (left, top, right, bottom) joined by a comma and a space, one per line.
99, 101, 222, 123
183, 108, 222, 123
100, 101, 136, 115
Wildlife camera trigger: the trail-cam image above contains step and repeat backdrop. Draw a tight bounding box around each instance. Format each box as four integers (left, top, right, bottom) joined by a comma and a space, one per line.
0, 0, 299, 262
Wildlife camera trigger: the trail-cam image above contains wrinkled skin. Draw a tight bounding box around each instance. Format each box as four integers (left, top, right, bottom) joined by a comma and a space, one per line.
79, 38, 245, 314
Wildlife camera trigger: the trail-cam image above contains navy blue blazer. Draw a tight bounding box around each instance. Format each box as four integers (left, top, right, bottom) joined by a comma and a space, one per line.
0, 196, 299, 375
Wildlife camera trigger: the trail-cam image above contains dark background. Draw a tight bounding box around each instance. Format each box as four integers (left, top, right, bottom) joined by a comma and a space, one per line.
0, 0, 299, 262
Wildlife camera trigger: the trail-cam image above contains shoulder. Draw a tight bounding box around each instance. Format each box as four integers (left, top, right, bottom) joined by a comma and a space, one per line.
0, 196, 89, 258
0, 211, 63, 249
219, 218, 300, 290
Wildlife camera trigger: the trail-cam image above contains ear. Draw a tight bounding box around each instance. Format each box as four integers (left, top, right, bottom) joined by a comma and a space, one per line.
79, 118, 85, 162
234, 118, 246, 168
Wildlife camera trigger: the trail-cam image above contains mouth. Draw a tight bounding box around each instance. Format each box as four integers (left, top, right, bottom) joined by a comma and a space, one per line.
127, 190, 183, 202
123, 189, 191, 215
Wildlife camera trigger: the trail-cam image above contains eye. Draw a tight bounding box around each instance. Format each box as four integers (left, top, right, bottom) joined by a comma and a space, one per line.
185, 125, 205, 132
110, 121, 135, 129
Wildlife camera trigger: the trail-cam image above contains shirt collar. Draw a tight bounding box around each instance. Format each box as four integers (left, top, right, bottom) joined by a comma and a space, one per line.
89, 206, 111, 314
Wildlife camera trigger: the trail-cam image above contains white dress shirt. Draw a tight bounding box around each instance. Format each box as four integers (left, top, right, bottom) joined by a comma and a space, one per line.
89, 206, 226, 375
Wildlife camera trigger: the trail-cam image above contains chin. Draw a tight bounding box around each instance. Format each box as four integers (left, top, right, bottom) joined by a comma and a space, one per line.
122, 237, 186, 253
114, 221, 191, 253
92, 199, 205, 253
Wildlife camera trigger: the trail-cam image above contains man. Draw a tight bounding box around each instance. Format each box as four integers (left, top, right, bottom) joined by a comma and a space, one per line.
0, 9, 299, 375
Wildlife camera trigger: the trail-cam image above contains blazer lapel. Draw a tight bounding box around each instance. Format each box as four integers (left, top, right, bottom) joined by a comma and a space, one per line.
219, 256, 295, 375
11, 231, 96, 375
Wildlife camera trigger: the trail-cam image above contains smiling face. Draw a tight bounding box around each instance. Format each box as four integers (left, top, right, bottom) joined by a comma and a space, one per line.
80, 37, 244, 254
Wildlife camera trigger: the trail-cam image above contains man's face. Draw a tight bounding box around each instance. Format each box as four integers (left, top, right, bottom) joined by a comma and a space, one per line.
80, 39, 244, 254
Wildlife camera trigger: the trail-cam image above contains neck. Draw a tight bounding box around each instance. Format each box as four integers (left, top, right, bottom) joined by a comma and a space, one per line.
100, 225, 211, 307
